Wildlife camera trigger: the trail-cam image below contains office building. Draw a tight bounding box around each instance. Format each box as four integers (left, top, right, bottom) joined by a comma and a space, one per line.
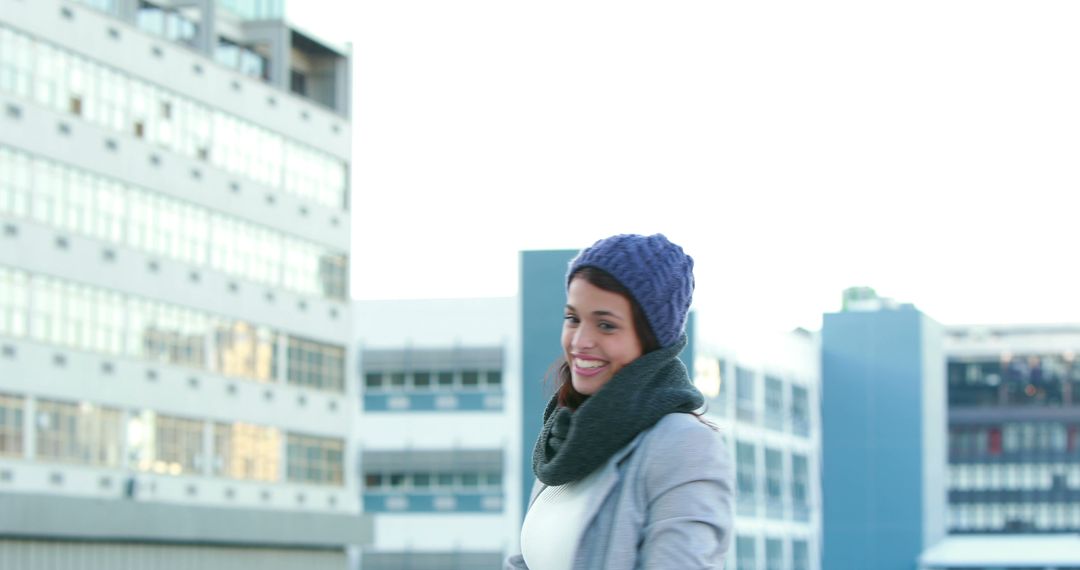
355, 298, 520, 570
944, 324, 1080, 533
696, 326, 822, 570
820, 300, 947, 570
920, 324, 1080, 570
0, 0, 367, 567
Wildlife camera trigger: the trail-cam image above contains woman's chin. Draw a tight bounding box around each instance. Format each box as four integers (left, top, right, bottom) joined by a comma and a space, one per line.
571, 374, 611, 396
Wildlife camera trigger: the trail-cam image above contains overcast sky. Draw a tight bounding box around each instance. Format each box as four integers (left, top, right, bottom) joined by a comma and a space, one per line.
291, 1, 1080, 334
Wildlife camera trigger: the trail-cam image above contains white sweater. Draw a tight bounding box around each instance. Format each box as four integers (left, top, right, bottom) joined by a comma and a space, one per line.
519, 465, 609, 570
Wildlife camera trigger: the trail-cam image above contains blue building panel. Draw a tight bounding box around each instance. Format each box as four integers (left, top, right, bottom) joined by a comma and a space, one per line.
520, 249, 577, 519
363, 392, 504, 412
363, 492, 503, 513
822, 306, 941, 570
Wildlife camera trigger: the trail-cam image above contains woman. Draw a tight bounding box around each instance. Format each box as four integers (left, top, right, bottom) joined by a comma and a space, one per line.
506, 233, 734, 570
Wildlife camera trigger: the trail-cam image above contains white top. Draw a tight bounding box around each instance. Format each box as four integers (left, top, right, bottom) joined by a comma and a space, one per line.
520, 466, 609, 570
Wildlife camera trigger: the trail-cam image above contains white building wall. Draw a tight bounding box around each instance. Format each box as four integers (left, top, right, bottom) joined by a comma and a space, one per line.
355, 297, 521, 562
696, 323, 823, 570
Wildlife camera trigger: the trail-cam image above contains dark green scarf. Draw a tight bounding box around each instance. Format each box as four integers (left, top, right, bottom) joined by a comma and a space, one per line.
532, 335, 704, 486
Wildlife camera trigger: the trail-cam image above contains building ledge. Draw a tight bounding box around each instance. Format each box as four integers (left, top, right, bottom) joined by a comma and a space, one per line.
919, 533, 1080, 569
0, 492, 372, 549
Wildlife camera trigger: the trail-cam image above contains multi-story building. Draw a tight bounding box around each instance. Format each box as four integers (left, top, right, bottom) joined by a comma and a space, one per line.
355, 297, 520, 569
696, 326, 822, 570
820, 300, 948, 570
0, 0, 367, 568
944, 324, 1080, 533
820, 290, 1080, 570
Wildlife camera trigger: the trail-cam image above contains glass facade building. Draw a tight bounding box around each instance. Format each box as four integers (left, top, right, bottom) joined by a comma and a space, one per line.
946, 326, 1080, 534
0, 0, 366, 568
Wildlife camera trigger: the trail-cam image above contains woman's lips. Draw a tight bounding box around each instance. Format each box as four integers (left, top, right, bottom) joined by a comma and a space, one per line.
572, 357, 608, 377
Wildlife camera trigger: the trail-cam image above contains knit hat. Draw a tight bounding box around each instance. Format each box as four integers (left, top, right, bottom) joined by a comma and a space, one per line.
566, 233, 694, 348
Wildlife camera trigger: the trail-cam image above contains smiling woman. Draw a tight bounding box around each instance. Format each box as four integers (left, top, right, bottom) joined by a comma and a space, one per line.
506, 233, 734, 570
557, 266, 653, 407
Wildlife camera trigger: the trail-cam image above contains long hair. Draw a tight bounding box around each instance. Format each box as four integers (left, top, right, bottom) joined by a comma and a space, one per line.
554, 267, 660, 410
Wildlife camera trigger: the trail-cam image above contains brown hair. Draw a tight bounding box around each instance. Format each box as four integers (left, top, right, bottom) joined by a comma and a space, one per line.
554, 267, 660, 410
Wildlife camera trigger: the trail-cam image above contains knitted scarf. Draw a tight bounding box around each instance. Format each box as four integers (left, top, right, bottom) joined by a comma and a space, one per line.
532, 335, 705, 486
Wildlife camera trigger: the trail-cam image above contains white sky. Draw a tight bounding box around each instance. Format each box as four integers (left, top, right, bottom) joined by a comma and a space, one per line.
290, 1, 1080, 334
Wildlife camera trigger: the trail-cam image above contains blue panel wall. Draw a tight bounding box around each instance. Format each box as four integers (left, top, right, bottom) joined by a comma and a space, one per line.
363, 492, 503, 513
821, 307, 927, 570
363, 392, 503, 412
519, 249, 576, 518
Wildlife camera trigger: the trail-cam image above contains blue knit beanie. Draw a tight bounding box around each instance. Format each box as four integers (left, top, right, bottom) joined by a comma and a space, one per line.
566, 233, 694, 348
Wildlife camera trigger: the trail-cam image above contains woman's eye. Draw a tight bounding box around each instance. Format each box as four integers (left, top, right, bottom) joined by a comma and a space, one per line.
564, 315, 579, 324
598, 322, 616, 332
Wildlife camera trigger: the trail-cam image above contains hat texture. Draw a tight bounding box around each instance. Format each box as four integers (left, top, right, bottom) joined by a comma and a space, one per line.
566, 233, 694, 348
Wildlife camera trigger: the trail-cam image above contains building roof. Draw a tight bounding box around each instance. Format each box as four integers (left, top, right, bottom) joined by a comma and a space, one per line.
920, 534, 1080, 568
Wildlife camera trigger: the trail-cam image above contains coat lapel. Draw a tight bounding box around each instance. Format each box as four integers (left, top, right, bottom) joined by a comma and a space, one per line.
579, 428, 650, 532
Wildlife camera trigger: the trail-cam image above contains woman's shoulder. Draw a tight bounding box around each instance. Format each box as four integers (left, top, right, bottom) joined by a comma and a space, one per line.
641, 413, 729, 462
652, 412, 723, 440
633, 413, 731, 494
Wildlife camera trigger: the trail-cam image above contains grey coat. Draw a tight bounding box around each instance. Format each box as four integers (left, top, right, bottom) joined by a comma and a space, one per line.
506, 413, 734, 570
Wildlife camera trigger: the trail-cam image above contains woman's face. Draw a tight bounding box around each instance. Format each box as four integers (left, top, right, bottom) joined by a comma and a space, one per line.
562, 276, 643, 396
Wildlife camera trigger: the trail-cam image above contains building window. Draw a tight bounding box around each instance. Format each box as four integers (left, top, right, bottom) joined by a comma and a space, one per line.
792, 539, 809, 570
0, 25, 347, 210
792, 453, 810, 521
318, 253, 348, 301
736, 367, 755, 423
736, 535, 756, 570
0, 393, 24, 457
0, 267, 29, 338
287, 433, 344, 486
217, 321, 277, 382
765, 375, 783, 431
364, 469, 503, 493
736, 441, 756, 516
765, 447, 783, 519
153, 414, 204, 475
0, 144, 346, 301
10, 267, 312, 385
714, 358, 728, 415
36, 399, 122, 467
290, 69, 307, 96
363, 367, 503, 394
791, 384, 810, 436
287, 336, 345, 392
213, 422, 281, 482
215, 38, 269, 81
765, 538, 783, 570
461, 370, 480, 388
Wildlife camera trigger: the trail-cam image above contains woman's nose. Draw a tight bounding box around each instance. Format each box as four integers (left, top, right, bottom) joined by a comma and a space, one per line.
572, 327, 596, 349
